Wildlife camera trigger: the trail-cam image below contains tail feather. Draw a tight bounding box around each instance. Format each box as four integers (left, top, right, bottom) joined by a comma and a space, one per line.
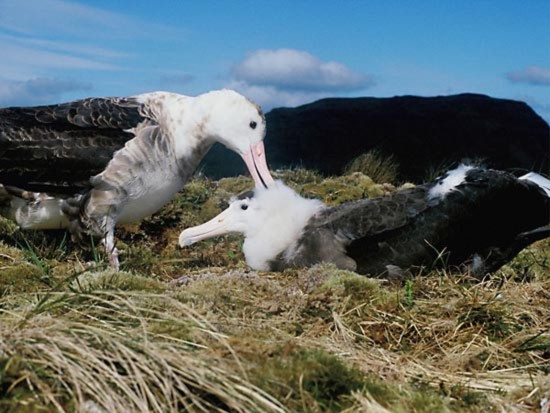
519, 172, 550, 197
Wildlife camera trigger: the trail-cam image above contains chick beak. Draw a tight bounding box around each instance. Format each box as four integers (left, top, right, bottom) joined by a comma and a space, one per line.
178, 208, 234, 247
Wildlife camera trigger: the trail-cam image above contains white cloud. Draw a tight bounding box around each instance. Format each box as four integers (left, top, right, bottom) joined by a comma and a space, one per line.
0, 77, 92, 107
228, 49, 373, 109
506, 66, 550, 86
226, 80, 330, 110
233, 49, 372, 92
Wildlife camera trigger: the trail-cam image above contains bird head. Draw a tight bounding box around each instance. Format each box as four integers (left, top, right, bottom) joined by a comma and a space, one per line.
198, 90, 275, 188
178, 181, 324, 270
178, 189, 259, 247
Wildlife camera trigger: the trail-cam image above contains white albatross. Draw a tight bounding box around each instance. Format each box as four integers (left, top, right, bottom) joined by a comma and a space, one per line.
179, 167, 550, 278
0, 89, 274, 267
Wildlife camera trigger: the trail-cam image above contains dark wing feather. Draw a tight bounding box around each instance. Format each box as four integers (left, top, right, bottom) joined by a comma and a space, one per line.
280, 187, 431, 273
306, 169, 550, 276
0, 97, 150, 194
312, 186, 431, 241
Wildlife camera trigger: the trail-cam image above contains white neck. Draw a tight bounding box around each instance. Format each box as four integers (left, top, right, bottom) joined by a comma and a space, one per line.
135, 91, 214, 160
242, 184, 325, 270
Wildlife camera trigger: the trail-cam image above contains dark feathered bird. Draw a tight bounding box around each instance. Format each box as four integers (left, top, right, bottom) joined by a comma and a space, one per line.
179, 166, 550, 278
0, 90, 274, 267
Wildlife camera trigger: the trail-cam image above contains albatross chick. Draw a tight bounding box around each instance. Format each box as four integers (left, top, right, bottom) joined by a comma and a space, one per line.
179, 167, 550, 278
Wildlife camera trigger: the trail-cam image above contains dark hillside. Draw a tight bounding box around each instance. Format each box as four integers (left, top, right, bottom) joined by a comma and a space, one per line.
200, 93, 549, 181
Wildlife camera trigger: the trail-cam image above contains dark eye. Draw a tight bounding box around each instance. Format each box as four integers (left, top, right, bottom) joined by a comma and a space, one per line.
241, 203, 249, 210
249, 121, 257, 129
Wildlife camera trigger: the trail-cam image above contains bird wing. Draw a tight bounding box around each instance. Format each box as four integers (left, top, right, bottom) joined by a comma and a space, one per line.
282, 187, 432, 272
0, 97, 152, 194
308, 168, 550, 276
311, 186, 431, 244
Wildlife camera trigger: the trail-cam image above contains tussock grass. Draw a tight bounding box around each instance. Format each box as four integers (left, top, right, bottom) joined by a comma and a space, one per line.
0, 289, 285, 413
344, 150, 400, 184
0, 169, 549, 412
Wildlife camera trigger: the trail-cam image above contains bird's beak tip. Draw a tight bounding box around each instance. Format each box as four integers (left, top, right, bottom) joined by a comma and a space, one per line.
178, 234, 192, 248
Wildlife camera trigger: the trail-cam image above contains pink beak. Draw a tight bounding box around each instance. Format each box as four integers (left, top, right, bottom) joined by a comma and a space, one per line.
241, 141, 275, 188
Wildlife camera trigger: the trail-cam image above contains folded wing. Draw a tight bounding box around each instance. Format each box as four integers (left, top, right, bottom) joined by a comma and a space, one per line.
0, 97, 151, 194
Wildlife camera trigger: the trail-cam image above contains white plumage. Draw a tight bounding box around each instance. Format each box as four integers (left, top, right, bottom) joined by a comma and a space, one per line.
428, 164, 474, 200
241, 183, 324, 270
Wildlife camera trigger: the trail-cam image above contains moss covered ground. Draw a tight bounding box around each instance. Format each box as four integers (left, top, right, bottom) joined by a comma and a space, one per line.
0, 169, 548, 412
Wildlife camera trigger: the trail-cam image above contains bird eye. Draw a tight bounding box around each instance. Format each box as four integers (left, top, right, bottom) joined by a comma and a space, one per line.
241, 203, 249, 211
249, 121, 257, 129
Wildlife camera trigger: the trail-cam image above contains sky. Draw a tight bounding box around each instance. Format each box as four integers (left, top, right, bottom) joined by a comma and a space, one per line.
1, 0, 549, 122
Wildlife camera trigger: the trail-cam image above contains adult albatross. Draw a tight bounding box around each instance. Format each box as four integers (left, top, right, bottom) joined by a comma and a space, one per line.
0, 89, 274, 267
179, 166, 550, 278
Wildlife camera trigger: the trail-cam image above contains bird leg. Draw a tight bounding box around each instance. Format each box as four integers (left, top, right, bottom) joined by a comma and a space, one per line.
61, 196, 86, 242
103, 230, 119, 270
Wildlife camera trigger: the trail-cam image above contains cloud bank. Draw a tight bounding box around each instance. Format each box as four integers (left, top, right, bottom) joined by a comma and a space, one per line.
506, 66, 550, 86
228, 48, 373, 109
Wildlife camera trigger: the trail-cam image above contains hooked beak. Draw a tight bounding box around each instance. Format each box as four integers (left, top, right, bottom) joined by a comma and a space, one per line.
179, 208, 234, 247
241, 141, 275, 188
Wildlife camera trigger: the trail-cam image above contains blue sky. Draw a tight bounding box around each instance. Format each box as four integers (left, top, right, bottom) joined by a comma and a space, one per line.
1, 0, 549, 121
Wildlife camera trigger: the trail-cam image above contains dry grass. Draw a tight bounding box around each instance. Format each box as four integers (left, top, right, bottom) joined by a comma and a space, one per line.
343, 150, 400, 184
171, 262, 549, 412
0, 170, 549, 412
0, 280, 285, 412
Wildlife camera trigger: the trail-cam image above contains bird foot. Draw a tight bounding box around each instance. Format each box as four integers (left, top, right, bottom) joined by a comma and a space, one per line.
101, 232, 119, 270
108, 248, 120, 270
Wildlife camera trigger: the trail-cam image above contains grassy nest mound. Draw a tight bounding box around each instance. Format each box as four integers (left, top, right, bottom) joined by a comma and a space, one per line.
0, 169, 548, 412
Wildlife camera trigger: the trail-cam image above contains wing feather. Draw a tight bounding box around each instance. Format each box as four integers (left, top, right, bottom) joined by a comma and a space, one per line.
311, 186, 431, 242
279, 187, 432, 272
0, 97, 153, 194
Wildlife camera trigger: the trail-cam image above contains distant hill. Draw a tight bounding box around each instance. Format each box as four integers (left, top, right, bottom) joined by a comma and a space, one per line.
199, 93, 549, 182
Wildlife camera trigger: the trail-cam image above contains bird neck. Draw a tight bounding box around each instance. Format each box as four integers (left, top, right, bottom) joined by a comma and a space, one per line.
153, 94, 215, 161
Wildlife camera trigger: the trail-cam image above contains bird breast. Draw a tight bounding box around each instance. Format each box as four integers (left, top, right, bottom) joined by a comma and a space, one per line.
116, 169, 185, 224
